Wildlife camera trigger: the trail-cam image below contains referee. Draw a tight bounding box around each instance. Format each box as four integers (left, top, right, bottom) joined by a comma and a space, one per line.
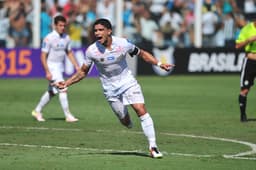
236, 21, 256, 122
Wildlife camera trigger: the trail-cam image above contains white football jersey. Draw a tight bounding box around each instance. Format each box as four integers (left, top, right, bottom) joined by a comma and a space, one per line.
42, 30, 71, 72
84, 36, 139, 98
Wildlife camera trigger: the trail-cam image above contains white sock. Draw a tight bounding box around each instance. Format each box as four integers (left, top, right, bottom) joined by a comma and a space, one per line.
59, 92, 71, 117
35, 91, 51, 113
140, 113, 157, 149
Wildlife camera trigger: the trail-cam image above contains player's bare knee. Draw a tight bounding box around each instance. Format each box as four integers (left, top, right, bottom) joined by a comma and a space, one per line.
240, 89, 249, 96
133, 106, 147, 117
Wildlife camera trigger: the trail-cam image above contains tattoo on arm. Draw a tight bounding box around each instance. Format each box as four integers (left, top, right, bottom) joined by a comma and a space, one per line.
66, 65, 89, 86
67, 71, 85, 86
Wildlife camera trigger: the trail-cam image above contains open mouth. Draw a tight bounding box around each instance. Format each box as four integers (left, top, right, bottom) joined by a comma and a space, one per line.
96, 36, 103, 41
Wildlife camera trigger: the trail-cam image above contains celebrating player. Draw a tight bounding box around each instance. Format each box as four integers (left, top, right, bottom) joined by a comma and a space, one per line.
54, 18, 174, 158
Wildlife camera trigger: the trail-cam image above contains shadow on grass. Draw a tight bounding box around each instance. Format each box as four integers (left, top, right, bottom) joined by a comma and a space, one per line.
87, 151, 150, 158
108, 151, 150, 157
241, 118, 256, 123
247, 118, 256, 122
47, 117, 65, 121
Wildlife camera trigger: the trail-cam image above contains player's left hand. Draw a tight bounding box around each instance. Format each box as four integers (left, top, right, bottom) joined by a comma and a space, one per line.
51, 81, 67, 89
160, 63, 175, 71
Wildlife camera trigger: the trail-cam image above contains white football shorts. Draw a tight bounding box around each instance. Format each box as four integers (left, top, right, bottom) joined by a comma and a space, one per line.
107, 83, 145, 105
122, 84, 145, 105
48, 67, 66, 94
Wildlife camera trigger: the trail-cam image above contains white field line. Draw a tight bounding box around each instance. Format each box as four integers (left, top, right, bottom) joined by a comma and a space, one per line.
0, 126, 256, 160
0, 143, 213, 158
0, 143, 145, 154
0, 126, 82, 131
159, 132, 256, 160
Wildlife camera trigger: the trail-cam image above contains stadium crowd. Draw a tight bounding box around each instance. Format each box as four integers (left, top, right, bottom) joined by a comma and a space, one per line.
0, 0, 255, 48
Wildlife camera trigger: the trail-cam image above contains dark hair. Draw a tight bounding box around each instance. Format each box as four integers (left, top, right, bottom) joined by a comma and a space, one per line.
54, 15, 66, 25
93, 18, 112, 30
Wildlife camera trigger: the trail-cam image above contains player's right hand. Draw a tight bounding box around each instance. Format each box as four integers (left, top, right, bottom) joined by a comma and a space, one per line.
160, 63, 175, 71
46, 72, 52, 81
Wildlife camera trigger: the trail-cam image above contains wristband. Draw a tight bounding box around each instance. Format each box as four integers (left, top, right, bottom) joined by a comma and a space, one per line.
157, 61, 162, 67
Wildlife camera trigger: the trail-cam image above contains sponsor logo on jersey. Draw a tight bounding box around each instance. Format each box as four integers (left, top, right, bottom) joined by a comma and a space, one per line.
57, 44, 65, 48
107, 56, 115, 61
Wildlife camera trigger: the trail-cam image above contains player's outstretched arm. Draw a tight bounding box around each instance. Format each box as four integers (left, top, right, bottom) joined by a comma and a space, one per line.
54, 64, 89, 89
65, 64, 89, 86
236, 36, 256, 49
138, 49, 175, 71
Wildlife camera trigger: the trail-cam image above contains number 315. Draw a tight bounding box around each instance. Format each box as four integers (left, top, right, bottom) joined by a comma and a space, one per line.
0, 49, 32, 76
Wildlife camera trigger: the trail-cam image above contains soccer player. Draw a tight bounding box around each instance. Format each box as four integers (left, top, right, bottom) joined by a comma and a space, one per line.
54, 18, 174, 158
32, 15, 80, 122
236, 20, 256, 122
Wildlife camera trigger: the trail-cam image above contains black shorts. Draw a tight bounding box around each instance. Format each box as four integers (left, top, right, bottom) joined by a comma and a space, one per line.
240, 58, 256, 89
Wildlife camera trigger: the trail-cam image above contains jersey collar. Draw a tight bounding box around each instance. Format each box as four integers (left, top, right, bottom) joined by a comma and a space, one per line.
53, 30, 65, 38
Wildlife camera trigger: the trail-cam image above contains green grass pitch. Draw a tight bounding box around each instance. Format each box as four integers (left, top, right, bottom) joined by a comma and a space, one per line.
1, 75, 256, 170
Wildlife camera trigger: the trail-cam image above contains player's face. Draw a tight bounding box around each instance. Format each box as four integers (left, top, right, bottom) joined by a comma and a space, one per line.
55, 21, 66, 34
94, 24, 112, 46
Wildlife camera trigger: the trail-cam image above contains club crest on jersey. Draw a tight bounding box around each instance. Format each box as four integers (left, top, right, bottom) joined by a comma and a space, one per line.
152, 47, 175, 76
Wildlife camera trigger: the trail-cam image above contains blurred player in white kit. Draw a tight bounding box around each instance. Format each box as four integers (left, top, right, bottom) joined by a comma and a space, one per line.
32, 15, 80, 122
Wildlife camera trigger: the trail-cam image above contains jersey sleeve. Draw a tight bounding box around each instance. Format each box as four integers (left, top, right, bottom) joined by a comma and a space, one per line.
83, 49, 93, 67
41, 37, 51, 53
66, 35, 72, 52
236, 25, 248, 43
126, 39, 140, 56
